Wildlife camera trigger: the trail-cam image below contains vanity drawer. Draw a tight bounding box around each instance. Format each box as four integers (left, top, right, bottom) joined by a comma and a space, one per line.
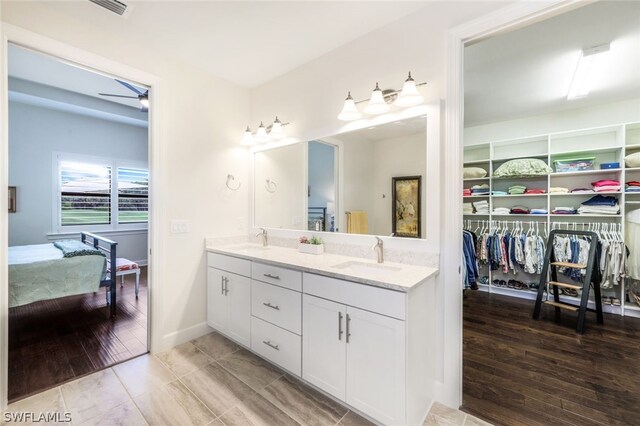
251, 316, 301, 376
303, 273, 406, 320
252, 280, 302, 334
252, 262, 302, 292
207, 252, 251, 277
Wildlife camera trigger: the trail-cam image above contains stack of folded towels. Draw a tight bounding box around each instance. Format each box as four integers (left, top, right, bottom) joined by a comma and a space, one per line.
493, 207, 511, 215
463, 188, 471, 197
552, 207, 577, 214
471, 184, 490, 195
531, 208, 548, 215
525, 188, 545, 194
550, 187, 569, 194
571, 188, 594, 194
592, 179, 620, 193
510, 206, 530, 214
578, 195, 620, 215
473, 200, 489, 214
508, 185, 526, 195
626, 181, 640, 193
492, 190, 508, 195
463, 202, 474, 214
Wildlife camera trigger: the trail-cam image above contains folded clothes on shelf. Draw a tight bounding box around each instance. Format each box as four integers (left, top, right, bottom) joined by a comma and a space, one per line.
508, 185, 526, 195
549, 187, 569, 194
463, 202, 474, 214
492, 190, 508, 195
525, 188, 545, 194
592, 179, 621, 193
471, 183, 490, 195
510, 206, 530, 214
531, 208, 548, 214
626, 181, 640, 192
571, 188, 594, 194
463, 189, 471, 196
473, 200, 489, 214
578, 204, 620, 215
581, 194, 619, 207
492, 207, 511, 215
552, 207, 577, 214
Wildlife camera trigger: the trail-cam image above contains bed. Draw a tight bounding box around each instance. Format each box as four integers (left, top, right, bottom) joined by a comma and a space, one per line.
8, 232, 118, 317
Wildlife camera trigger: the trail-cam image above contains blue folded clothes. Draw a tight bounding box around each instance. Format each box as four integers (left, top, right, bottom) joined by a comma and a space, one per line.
581, 195, 618, 207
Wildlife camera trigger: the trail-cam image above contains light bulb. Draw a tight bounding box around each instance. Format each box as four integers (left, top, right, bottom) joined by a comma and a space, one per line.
394, 72, 424, 107
254, 122, 270, 144
337, 92, 362, 121
240, 126, 254, 146
269, 116, 286, 140
364, 83, 390, 115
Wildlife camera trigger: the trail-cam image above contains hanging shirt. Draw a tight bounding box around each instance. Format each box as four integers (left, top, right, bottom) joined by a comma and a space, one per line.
627, 209, 640, 280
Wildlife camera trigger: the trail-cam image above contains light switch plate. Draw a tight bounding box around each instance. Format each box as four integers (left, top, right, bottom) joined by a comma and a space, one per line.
170, 220, 189, 234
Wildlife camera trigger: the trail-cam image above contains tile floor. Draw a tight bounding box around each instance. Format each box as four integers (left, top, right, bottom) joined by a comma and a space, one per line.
3, 331, 492, 425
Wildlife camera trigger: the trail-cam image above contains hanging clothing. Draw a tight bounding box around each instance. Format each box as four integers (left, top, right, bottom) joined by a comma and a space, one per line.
463, 230, 479, 289
626, 209, 640, 280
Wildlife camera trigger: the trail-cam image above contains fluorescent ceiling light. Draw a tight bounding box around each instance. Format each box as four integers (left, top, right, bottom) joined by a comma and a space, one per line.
567, 43, 610, 100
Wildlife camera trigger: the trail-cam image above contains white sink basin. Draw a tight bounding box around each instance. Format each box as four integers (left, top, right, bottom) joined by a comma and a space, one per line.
331, 261, 402, 275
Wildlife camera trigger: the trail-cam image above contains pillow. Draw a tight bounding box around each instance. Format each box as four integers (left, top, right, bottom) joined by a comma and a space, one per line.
626, 152, 640, 168
493, 158, 552, 177
463, 167, 487, 178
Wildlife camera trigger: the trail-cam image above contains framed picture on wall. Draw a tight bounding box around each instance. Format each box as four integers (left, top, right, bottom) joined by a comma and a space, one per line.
392, 176, 421, 238
8, 186, 16, 213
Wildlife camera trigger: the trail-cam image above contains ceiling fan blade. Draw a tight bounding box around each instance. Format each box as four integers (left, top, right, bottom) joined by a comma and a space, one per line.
115, 79, 145, 95
99, 93, 139, 99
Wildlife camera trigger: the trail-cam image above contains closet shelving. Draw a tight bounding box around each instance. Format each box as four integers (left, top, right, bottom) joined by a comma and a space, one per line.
464, 121, 640, 318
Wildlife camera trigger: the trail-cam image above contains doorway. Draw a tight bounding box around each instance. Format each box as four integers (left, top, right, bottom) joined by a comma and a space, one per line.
461, 2, 640, 424
6, 44, 151, 401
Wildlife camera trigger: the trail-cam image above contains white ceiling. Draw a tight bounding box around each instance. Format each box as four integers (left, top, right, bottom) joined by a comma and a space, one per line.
332, 116, 426, 144
8, 44, 148, 110
464, 1, 640, 127
31, 1, 429, 88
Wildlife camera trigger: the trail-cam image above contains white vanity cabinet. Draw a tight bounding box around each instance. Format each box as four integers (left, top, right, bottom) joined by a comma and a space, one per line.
206, 253, 251, 347
206, 250, 435, 426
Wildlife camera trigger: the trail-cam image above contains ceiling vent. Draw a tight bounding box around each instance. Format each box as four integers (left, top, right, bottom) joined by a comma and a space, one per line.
89, 0, 129, 16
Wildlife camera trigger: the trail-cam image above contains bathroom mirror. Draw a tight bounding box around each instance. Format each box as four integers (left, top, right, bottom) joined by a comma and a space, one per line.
253, 115, 427, 238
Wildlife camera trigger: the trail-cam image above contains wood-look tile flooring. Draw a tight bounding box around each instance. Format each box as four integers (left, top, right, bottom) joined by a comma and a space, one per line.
8, 267, 148, 402
3, 331, 491, 426
462, 290, 640, 426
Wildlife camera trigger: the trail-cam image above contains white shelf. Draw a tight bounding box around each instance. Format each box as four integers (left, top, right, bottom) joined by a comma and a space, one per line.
551, 146, 622, 156
626, 144, 640, 150
492, 194, 547, 198
463, 195, 489, 199
549, 214, 621, 218
625, 167, 640, 171
549, 169, 622, 177
463, 177, 490, 182
550, 191, 621, 196
492, 213, 548, 217
464, 159, 490, 165
492, 175, 549, 180
463, 213, 490, 216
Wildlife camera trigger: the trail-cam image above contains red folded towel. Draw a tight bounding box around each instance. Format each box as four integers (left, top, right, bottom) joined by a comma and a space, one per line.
525, 188, 546, 194
592, 179, 620, 187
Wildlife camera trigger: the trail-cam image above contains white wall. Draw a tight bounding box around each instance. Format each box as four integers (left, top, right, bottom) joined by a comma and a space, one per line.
8, 98, 149, 262
465, 97, 640, 145
342, 138, 375, 230
249, 1, 508, 408
0, 3, 252, 351
254, 143, 306, 230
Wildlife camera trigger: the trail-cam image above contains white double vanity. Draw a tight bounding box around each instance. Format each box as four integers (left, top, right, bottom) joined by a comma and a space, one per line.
205, 242, 438, 425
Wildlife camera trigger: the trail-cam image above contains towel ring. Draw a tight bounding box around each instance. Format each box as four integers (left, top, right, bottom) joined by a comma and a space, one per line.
226, 174, 241, 191
265, 179, 277, 193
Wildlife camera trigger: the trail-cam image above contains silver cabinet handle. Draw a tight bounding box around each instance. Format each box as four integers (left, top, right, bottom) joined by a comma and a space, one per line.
263, 273, 280, 280
338, 311, 343, 341
263, 302, 280, 311
263, 340, 279, 351
346, 313, 351, 343
221, 276, 225, 295
223, 277, 229, 295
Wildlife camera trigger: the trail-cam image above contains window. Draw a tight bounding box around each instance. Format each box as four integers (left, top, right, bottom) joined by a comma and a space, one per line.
56, 154, 148, 231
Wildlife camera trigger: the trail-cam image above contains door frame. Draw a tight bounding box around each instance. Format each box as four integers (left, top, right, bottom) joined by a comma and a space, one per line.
442, 0, 589, 408
0, 23, 163, 409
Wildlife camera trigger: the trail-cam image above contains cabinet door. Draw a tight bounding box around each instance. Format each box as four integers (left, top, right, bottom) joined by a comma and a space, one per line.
346, 306, 406, 426
302, 295, 347, 400
226, 272, 251, 347
207, 267, 228, 332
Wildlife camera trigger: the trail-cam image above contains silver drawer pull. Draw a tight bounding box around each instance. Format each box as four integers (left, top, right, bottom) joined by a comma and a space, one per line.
263, 302, 280, 311
263, 273, 280, 280
263, 340, 279, 351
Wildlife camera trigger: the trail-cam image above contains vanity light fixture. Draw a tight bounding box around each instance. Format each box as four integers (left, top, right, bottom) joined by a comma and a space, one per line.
240, 117, 289, 145
364, 82, 391, 115
567, 43, 610, 100
338, 72, 426, 121
394, 72, 424, 107
337, 92, 362, 121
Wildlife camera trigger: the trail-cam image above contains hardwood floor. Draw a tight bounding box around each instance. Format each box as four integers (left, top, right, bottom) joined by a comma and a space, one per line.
462, 290, 640, 426
8, 267, 148, 402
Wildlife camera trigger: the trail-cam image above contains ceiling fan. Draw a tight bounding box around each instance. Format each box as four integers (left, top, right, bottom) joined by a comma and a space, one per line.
99, 79, 149, 112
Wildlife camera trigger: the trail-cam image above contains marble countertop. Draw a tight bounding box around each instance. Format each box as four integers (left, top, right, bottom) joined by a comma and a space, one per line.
205, 243, 438, 292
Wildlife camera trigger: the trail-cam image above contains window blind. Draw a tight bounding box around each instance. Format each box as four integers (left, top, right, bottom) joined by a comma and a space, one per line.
117, 167, 149, 223
60, 161, 111, 226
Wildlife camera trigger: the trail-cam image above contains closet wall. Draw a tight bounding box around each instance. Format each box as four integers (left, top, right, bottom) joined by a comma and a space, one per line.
463, 98, 640, 318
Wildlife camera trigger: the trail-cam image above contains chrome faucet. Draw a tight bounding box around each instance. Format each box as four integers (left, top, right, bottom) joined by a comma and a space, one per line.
256, 227, 268, 247
372, 236, 384, 263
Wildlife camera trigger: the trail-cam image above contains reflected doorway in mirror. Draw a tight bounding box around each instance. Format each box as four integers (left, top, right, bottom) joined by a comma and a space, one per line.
392, 176, 421, 238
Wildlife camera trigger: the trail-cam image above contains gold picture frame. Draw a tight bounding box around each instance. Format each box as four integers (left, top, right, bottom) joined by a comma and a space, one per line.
392, 176, 421, 238
8, 186, 16, 213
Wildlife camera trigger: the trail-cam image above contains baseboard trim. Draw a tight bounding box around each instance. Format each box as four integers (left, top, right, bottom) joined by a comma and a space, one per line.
159, 322, 211, 352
